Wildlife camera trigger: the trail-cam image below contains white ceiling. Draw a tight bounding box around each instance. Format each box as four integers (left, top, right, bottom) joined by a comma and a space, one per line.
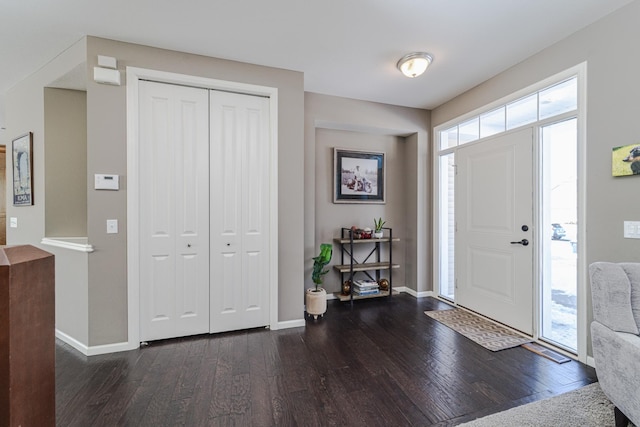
0, 0, 635, 131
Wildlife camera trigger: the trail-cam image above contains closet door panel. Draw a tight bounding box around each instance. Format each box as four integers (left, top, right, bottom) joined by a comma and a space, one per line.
210, 91, 270, 333
139, 81, 210, 341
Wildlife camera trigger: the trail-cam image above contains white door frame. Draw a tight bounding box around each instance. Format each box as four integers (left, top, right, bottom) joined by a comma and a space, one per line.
125, 67, 279, 350
432, 64, 587, 362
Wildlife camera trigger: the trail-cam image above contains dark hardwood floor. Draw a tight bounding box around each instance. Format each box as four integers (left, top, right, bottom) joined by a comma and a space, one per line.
55, 295, 597, 426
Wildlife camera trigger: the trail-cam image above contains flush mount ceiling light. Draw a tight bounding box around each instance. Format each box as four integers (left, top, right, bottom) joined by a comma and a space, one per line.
397, 52, 433, 78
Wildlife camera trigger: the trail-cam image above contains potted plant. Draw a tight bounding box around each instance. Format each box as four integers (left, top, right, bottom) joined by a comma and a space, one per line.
374, 217, 386, 238
306, 243, 333, 319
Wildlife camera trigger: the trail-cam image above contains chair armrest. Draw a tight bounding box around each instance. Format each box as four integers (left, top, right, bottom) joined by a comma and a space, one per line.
589, 262, 639, 334
591, 321, 640, 425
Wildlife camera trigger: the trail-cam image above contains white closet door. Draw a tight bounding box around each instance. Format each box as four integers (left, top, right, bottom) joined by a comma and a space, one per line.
139, 81, 210, 341
210, 91, 270, 333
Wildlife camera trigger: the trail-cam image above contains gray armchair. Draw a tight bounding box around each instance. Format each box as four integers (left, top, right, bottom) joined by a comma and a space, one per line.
590, 262, 640, 427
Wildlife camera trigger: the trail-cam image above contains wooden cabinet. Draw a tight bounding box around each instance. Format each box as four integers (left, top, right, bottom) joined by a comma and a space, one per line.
333, 227, 399, 303
0, 245, 55, 427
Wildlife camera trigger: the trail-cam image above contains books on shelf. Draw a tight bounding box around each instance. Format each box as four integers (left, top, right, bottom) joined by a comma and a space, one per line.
353, 280, 378, 290
353, 288, 380, 296
353, 280, 379, 296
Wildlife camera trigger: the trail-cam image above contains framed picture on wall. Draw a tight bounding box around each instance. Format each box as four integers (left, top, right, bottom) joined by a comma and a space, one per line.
334, 148, 385, 203
12, 132, 34, 206
612, 143, 640, 176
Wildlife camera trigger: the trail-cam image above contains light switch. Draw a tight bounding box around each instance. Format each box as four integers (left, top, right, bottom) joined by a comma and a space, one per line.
107, 219, 118, 234
624, 221, 640, 239
10, 217, 17, 228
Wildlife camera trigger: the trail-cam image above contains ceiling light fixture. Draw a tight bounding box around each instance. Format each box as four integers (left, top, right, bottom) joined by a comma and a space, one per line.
397, 52, 433, 78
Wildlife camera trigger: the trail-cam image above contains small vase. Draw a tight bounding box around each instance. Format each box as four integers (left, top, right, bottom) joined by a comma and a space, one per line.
342, 280, 352, 295
374, 231, 383, 239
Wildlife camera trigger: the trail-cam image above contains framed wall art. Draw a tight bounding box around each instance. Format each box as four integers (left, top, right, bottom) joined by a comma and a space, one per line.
333, 148, 385, 203
612, 143, 640, 177
12, 132, 34, 206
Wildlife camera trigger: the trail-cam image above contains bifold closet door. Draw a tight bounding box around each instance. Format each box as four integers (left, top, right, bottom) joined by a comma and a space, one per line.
138, 81, 210, 341
209, 91, 271, 333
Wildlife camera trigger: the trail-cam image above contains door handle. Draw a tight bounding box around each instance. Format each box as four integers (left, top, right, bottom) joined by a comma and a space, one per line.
510, 239, 529, 246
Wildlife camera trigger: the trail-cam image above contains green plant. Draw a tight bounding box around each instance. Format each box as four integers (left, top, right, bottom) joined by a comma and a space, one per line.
374, 217, 386, 232
311, 243, 333, 291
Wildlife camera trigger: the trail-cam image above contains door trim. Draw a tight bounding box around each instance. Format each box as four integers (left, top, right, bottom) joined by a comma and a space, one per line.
126, 67, 279, 350
432, 63, 588, 362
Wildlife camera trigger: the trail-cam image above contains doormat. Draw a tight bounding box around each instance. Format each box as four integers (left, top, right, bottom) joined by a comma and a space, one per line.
424, 308, 533, 351
521, 342, 571, 364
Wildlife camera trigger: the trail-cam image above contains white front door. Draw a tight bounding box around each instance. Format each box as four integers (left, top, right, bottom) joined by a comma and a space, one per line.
455, 128, 534, 334
138, 81, 211, 341
209, 91, 271, 333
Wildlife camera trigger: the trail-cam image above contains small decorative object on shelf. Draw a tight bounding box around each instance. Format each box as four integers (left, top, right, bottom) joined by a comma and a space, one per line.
374, 217, 385, 238
342, 280, 352, 295
362, 227, 372, 239
333, 226, 399, 305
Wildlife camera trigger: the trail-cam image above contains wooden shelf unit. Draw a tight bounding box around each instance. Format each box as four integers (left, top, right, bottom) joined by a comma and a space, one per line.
333, 227, 399, 304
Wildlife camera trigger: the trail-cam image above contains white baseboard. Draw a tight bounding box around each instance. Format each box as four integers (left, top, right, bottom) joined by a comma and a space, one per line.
86, 341, 138, 356
586, 355, 595, 368
58, 318, 305, 355
275, 319, 305, 330
325, 286, 434, 300
394, 286, 434, 298
56, 329, 138, 356
56, 329, 89, 355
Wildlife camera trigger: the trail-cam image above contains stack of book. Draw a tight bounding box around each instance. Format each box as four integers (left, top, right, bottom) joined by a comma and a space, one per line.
353, 280, 380, 296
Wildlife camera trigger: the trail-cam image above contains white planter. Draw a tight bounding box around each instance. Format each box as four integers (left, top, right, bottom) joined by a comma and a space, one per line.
306, 288, 327, 319
374, 231, 383, 239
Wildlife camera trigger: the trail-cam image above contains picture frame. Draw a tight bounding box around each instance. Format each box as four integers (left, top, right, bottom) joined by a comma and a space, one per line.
12, 132, 34, 206
333, 148, 385, 203
612, 143, 640, 177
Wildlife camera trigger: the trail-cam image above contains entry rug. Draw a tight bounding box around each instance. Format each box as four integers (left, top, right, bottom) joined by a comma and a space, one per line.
424, 308, 532, 351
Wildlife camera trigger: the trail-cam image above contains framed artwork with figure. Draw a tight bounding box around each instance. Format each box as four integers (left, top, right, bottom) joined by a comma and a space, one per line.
333, 148, 385, 204
12, 132, 33, 206
612, 143, 640, 177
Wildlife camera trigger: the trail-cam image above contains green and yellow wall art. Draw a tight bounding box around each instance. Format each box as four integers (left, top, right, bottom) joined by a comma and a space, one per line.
612, 144, 640, 177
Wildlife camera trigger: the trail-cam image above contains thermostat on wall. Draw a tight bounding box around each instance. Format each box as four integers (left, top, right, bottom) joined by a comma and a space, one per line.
95, 174, 119, 190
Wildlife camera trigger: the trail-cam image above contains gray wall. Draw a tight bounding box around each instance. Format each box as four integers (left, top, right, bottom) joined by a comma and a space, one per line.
6, 39, 90, 346
432, 1, 640, 356
48, 245, 90, 345
83, 37, 305, 345
305, 93, 431, 295
44, 88, 87, 237
314, 128, 407, 293
7, 36, 305, 347
6, 38, 86, 245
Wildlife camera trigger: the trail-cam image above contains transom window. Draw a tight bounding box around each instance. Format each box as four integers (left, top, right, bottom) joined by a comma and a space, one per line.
439, 77, 577, 150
